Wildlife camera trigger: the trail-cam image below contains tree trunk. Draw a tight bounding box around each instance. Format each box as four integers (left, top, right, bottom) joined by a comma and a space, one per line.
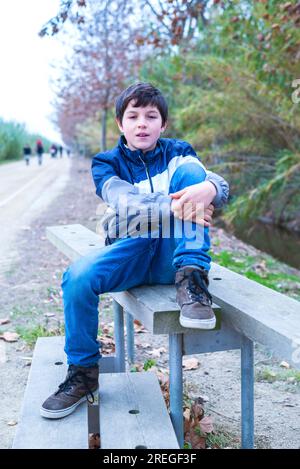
101, 108, 107, 152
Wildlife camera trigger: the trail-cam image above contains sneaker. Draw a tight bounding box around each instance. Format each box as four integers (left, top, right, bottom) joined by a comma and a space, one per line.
175, 265, 216, 329
40, 364, 99, 419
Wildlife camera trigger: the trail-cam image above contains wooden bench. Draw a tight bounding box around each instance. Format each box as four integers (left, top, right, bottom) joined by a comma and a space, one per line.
14, 224, 300, 449
13, 336, 178, 449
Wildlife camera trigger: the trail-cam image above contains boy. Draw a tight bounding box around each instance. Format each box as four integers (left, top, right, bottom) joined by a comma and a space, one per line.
40, 83, 229, 419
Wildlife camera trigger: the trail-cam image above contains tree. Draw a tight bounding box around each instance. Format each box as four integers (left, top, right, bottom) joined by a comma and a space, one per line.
40, 0, 209, 49
52, 0, 143, 151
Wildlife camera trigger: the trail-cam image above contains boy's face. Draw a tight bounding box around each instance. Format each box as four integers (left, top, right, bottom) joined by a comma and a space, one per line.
116, 100, 167, 153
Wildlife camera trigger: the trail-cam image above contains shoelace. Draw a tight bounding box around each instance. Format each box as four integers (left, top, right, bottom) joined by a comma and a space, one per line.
186, 270, 213, 306
55, 369, 96, 404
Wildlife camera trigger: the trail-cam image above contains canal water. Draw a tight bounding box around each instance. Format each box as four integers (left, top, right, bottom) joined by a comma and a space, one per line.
232, 221, 300, 270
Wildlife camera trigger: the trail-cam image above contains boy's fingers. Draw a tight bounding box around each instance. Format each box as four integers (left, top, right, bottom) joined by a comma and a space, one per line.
170, 188, 187, 199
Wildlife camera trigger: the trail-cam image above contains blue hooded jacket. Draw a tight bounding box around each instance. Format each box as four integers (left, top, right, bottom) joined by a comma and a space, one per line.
92, 136, 229, 244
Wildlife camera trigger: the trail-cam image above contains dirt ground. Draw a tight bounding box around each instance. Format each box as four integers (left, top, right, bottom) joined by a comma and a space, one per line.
0, 156, 299, 449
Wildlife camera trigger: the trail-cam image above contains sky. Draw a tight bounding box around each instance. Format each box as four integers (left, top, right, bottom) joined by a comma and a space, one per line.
0, 0, 65, 142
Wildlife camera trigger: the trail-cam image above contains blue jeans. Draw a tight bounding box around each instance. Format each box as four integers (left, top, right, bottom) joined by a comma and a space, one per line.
62, 163, 211, 366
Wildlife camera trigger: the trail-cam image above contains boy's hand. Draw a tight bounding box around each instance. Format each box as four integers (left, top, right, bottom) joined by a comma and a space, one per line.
170, 181, 216, 226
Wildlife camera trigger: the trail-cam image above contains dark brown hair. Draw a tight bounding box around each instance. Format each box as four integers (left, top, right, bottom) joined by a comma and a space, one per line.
115, 82, 168, 125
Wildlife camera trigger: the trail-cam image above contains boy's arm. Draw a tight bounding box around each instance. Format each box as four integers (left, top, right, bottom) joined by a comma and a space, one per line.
205, 170, 229, 208
92, 152, 229, 239
92, 156, 172, 239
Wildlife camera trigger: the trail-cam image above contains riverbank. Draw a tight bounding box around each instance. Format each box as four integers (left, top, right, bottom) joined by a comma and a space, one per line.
0, 156, 299, 449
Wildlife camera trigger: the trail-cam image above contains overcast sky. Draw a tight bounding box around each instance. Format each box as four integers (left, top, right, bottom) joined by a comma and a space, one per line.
0, 0, 64, 142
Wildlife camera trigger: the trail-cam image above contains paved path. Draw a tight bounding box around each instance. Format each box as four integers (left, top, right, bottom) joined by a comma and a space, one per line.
0, 155, 71, 278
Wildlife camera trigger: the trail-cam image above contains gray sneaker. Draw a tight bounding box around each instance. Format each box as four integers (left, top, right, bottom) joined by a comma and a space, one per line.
40, 364, 99, 419
175, 266, 216, 329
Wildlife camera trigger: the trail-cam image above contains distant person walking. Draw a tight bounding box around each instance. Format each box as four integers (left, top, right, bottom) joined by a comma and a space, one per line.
36, 139, 44, 166
23, 144, 32, 166
66, 148, 71, 158
59, 145, 63, 158
50, 144, 58, 158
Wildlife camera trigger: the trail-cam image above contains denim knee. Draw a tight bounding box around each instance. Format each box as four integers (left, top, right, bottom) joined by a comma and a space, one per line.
61, 257, 100, 297
169, 162, 206, 193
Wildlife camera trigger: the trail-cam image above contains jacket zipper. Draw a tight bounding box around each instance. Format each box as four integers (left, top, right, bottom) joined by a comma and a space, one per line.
138, 155, 154, 193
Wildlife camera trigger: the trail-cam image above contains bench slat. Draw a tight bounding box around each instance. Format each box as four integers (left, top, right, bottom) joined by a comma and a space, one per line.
46, 224, 104, 261
209, 264, 300, 369
13, 336, 88, 449
100, 372, 179, 449
46, 224, 300, 369
112, 287, 220, 334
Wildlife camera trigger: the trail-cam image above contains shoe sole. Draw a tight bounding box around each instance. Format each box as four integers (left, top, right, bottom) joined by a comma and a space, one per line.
179, 316, 216, 330
40, 389, 98, 419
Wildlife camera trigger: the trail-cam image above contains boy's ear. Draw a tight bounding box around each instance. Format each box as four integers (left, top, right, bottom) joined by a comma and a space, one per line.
161, 121, 168, 133
115, 118, 123, 132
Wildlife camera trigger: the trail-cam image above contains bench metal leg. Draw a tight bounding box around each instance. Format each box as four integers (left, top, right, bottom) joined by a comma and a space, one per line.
113, 300, 126, 372
126, 311, 135, 365
169, 333, 184, 448
241, 336, 254, 449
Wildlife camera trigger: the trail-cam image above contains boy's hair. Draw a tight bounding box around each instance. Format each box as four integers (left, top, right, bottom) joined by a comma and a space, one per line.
115, 82, 168, 126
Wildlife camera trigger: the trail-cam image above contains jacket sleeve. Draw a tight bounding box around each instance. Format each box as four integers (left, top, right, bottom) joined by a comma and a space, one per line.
91, 154, 172, 240
206, 171, 230, 208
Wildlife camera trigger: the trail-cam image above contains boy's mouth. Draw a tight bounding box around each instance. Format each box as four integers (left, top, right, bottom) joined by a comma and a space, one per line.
136, 133, 149, 137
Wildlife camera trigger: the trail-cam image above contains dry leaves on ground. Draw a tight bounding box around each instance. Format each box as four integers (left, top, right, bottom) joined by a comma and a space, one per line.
183, 357, 200, 370
89, 433, 100, 449
147, 347, 167, 358
0, 332, 19, 342
184, 397, 214, 449
98, 334, 115, 355
0, 318, 10, 325
133, 320, 147, 334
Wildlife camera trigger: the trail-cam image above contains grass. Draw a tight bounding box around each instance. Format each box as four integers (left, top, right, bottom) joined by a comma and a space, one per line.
205, 428, 239, 449
15, 324, 65, 348
211, 250, 300, 301
256, 367, 300, 384
130, 359, 157, 372
185, 425, 240, 449
10, 305, 41, 320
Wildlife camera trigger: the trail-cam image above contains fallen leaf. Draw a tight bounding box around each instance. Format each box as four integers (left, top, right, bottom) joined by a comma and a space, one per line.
280, 361, 290, 369
7, 420, 17, 426
191, 399, 205, 420
189, 430, 206, 449
89, 432, 100, 449
148, 347, 167, 358
183, 358, 200, 370
0, 332, 19, 342
199, 416, 214, 434
134, 323, 146, 333
0, 318, 10, 325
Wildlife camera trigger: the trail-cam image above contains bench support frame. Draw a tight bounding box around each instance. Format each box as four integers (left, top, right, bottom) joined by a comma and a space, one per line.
114, 300, 255, 449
